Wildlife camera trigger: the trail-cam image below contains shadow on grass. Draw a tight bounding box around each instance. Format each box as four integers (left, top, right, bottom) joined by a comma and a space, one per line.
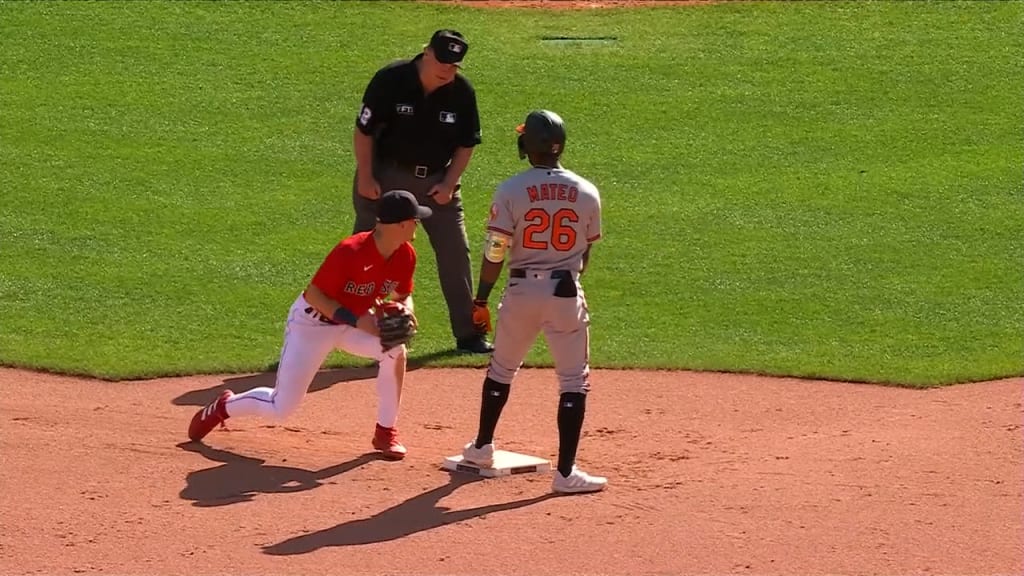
262, 472, 555, 554
172, 347, 467, 407
176, 442, 382, 507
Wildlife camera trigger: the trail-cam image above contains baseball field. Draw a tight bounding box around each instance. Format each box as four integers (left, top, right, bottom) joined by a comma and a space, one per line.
1, 0, 1021, 574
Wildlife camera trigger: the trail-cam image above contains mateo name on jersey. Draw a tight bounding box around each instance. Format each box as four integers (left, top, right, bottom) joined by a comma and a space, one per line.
527, 183, 579, 204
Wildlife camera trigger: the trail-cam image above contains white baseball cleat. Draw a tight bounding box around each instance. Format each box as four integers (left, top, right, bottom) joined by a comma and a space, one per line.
462, 441, 495, 468
552, 466, 607, 494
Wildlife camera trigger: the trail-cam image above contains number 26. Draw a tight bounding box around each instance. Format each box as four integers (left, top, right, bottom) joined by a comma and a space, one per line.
522, 208, 578, 251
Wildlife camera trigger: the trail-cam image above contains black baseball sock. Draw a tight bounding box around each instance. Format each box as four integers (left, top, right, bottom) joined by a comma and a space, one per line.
556, 392, 587, 477
475, 377, 510, 448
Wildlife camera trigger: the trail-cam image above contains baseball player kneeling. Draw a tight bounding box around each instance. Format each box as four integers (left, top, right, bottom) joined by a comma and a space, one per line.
463, 110, 606, 494
187, 190, 430, 460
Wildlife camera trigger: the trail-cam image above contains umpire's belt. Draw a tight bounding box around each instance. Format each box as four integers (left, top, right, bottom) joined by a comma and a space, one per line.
304, 306, 338, 325
509, 269, 573, 280
381, 159, 446, 179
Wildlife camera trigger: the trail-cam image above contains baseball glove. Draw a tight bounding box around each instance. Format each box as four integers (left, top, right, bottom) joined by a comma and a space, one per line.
376, 301, 417, 352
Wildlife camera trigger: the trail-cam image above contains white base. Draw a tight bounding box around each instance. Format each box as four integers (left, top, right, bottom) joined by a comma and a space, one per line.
442, 450, 551, 478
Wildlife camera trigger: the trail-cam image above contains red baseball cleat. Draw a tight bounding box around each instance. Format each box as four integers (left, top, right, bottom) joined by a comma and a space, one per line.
188, 390, 232, 442
371, 424, 407, 460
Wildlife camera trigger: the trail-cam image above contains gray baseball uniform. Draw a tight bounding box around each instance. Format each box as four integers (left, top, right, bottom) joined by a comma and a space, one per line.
485, 166, 602, 393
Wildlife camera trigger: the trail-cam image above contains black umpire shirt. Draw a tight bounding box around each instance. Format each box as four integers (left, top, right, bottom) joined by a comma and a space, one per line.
356, 54, 482, 173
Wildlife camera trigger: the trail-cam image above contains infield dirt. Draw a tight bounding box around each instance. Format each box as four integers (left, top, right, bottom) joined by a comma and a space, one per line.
2, 366, 1020, 574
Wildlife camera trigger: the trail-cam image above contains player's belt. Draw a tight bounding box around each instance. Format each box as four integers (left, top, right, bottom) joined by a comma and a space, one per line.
510, 269, 577, 298
303, 306, 339, 325
509, 269, 572, 280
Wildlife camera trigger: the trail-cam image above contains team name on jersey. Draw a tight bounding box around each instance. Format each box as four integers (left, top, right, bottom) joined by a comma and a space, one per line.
527, 183, 579, 204
344, 279, 400, 296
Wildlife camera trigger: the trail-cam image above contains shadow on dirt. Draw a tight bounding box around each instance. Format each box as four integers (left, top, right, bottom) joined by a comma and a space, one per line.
172, 348, 469, 408
172, 367, 378, 408
262, 472, 555, 553
176, 442, 381, 507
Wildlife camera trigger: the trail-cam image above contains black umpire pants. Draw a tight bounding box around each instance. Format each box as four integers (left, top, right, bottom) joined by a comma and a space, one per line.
351, 164, 476, 342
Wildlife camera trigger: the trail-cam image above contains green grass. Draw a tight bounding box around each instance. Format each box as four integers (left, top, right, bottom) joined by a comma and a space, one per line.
1, 1, 1022, 385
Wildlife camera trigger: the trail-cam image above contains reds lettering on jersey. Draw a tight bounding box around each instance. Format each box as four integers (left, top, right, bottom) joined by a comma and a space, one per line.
310, 231, 415, 315
487, 167, 602, 271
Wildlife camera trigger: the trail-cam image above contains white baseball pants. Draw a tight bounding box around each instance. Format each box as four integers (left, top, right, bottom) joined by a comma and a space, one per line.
223, 294, 404, 426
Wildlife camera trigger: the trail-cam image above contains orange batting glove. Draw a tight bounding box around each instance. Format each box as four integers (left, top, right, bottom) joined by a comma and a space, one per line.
472, 299, 492, 334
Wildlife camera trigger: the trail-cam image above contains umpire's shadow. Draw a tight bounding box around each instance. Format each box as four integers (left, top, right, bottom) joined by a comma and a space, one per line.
172, 366, 380, 408
262, 472, 555, 554
177, 442, 381, 507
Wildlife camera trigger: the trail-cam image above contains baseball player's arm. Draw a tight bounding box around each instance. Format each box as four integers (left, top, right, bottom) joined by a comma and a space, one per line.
582, 192, 601, 275
304, 283, 362, 327
475, 258, 504, 301
474, 230, 511, 302
387, 292, 415, 315
581, 244, 593, 275
472, 255, 502, 336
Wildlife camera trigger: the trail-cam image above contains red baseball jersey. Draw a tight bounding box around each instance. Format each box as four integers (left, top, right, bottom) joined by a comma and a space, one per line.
309, 232, 416, 316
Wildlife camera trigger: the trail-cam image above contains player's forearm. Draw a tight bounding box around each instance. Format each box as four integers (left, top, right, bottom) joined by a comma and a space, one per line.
305, 283, 358, 326
475, 258, 503, 302
353, 130, 375, 178
391, 293, 414, 315
476, 231, 509, 301
443, 146, 474, 187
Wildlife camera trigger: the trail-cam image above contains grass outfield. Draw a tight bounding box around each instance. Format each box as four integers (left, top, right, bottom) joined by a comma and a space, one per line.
1, 1, 1022, 385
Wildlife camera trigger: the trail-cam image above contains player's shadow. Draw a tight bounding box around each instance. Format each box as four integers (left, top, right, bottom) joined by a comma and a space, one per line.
262, 472, 555, 554
171, 366, 379, 408
177, 442, 381, 507
172, 347, 467, 409
408, 347, 469, 368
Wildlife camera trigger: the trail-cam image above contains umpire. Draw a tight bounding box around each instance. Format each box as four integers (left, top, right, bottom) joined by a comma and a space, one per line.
351, 29, 492, 354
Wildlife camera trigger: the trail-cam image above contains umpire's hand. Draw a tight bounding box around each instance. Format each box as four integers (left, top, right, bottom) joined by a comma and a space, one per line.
428, 181, 460, 205
357, 174, 381, 200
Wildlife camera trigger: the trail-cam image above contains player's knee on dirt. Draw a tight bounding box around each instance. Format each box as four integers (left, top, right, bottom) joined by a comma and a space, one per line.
267, 388, 304, 422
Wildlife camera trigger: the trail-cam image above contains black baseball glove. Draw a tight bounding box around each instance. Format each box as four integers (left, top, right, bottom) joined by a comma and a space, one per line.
376, 302, 417, 352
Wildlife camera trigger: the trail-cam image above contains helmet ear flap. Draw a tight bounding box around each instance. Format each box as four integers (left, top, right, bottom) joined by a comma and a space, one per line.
517, 134, 526, 160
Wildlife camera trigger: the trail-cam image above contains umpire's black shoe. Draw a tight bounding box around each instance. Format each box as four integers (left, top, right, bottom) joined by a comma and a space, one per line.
456, 335, 494, 354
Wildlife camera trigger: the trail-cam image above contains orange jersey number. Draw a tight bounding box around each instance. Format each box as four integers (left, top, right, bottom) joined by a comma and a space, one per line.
522, 208, 579, 251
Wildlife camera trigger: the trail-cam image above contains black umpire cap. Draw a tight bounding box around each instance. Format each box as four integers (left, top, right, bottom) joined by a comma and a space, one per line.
377, 190, 433, 224
429, 29, 468, 66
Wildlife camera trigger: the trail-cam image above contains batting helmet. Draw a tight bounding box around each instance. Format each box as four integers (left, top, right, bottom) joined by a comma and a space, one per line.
516, 110, 567, 160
